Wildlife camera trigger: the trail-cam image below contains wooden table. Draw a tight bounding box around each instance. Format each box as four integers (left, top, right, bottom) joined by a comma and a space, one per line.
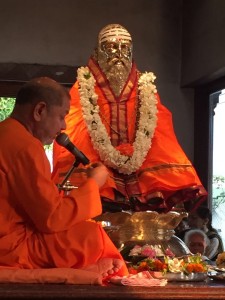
1, 278, 225, 300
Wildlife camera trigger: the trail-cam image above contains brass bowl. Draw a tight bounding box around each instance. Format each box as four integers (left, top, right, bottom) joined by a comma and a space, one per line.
95, 210, 188, 236
95, 210, 189, 256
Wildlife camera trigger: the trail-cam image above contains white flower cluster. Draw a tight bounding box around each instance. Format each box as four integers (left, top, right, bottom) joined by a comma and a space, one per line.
77, 67, 158, 175
166, 258, 184, 273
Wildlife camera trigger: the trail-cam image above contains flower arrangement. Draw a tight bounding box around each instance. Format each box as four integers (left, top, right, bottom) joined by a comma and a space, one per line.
128, 254, 208, 275
77, 67, 158, 175
129, 244, 175, 258
127, 244, 208, 276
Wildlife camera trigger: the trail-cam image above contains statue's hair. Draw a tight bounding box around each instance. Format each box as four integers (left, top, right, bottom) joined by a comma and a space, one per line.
98, 24, 132, 43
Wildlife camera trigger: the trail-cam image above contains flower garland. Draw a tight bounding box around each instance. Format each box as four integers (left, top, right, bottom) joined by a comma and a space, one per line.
77, 66, 158, 175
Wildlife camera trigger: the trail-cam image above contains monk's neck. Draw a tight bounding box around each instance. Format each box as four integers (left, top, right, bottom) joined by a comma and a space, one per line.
10, 112, 34, 137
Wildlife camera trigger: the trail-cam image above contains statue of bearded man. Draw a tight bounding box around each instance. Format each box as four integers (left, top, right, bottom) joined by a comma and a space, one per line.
52, 24, 207, 213
94, 24, 133, 97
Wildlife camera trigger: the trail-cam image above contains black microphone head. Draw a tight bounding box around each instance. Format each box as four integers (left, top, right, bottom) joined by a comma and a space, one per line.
55, 132, 90, 166
55, 133, 70, 147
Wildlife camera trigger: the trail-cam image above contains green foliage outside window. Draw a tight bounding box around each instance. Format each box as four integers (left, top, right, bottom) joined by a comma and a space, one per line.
0, 97, 15, 121
213, 175, 225, 210
0, 97, 52, 152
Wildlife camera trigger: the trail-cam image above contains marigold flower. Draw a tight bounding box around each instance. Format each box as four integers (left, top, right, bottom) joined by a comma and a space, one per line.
128, 267, 138, 275
116, 144, 134, 156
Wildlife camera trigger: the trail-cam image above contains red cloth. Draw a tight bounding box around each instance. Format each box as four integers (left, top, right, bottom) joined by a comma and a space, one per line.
53, 58, 207, 212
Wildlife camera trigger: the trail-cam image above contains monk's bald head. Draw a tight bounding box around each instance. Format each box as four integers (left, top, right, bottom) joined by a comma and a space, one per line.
11, 77, 70, 145
16, 77, 70, 108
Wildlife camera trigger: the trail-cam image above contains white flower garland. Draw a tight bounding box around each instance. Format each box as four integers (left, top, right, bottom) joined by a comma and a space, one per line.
77, 66, 158, 175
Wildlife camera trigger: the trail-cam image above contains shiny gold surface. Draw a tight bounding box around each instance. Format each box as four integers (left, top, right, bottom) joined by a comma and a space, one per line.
95, 24, 133, 97
96, 211, 187, 230
95, 211, 189, 256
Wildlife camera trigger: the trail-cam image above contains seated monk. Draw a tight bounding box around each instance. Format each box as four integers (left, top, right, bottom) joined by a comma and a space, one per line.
52, 23, 207, 213
0, 77, 128, 283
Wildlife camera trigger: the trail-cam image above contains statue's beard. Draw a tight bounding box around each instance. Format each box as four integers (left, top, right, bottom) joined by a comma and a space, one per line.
105, 64, 130, 96
98, 54, 132, 97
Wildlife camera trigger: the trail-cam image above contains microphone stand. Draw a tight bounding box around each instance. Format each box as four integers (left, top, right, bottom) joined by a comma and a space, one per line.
57, 159, 81, 191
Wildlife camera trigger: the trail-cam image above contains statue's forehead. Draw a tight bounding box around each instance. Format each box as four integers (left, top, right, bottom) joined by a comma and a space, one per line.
98, 25, 132, 44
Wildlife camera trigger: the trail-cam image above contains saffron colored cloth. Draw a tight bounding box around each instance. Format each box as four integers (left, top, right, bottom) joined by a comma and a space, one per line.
0, 267, 103, 285
0, 118, 127, 277
52, 58, 207, 213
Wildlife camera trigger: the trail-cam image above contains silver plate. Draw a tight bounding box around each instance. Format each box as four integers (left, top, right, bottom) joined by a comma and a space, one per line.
208, 271, 225, 281
163, 272, 207, 282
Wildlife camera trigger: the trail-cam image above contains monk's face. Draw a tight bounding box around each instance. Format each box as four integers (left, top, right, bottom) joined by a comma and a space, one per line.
33, 95, 70, 145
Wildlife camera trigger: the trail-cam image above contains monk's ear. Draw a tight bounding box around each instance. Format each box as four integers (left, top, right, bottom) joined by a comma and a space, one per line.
33, 102, 47, 121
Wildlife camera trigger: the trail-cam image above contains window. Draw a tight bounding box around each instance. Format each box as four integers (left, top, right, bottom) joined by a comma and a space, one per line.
194, 77, 225, 247
210, 90, 225, 246
0, 97, 15, 121
0, 97, 53, 170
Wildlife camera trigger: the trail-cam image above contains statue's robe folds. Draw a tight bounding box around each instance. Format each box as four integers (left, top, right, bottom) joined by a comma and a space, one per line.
53, 58, 207, 213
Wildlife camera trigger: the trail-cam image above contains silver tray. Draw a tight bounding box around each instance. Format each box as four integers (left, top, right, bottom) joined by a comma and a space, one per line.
163, 272, 207, 282
208, 271, 225, 281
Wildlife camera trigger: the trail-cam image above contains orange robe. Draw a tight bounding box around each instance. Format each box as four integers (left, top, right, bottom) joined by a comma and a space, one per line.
0, 118, 127, 277
53, 58, 207, 213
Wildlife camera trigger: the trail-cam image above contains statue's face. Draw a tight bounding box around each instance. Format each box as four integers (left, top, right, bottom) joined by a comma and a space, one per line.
96, 24, 133, 76
101, 39, 132, 65
98, 38, 132, 75
95, 24, 133, 95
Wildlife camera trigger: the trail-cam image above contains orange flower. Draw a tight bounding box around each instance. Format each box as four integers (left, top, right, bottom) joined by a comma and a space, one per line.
185, 263, 205, 273
154, 259, 167, 271
185, 264, 194, 273
128, 267, 138, 275
139, 261, 148, 267
115, 144, 134, 156
192, 263, 205, 273
137, 265, 149, 272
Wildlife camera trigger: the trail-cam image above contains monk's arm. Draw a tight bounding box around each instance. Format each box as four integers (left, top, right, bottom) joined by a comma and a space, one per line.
8, 142, 102, 233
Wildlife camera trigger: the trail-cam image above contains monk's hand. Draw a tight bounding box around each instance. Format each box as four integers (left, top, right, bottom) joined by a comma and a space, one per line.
86, 162, 109, 188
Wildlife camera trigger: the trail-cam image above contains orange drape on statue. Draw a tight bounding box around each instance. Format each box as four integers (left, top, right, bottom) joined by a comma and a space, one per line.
52, 58, 207, 212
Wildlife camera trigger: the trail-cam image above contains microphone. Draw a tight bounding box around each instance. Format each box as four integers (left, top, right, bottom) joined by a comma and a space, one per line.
56, 133, 90, 166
